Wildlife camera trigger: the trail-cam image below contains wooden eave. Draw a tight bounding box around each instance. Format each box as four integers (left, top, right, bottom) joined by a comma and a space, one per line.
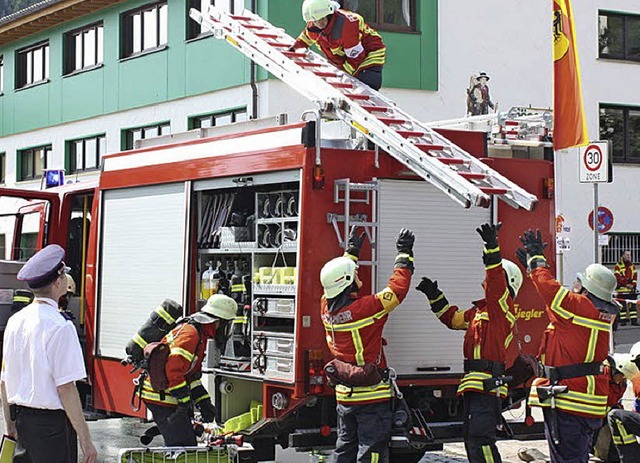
0, 0, 125, 47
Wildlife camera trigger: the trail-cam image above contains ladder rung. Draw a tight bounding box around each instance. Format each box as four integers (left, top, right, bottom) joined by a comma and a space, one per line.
313, 71, 339, 78
415, 143, 444, 152
435, 157, 465, 165
480, 187, 508, 195
266, 41, 290, 48
329, 82, 354, 89
378, 117, 407, 126
255, 32, 279, 39
229, 15, 252, 21
283, 51, 307, 58
397, 130, 425, 138
361, 105, 389, 113
344, 93, 370, 101
458, 172, 487, 180
244, 24, 265, 29
296, 61, 323, 68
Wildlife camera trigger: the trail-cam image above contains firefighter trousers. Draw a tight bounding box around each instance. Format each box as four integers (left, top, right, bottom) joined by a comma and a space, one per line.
619, 294, 638, 324
543, 408, 601, 463
608, 409, 640, 462
355, 66, 383, 91
463, 392, 502, 463
335, 401, 392, 463
146, 402, 197, 447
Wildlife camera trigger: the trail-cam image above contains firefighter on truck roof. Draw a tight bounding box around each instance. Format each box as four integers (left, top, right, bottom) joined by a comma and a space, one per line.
320, 227, 414, 463
516, 229, 616, 463
416, 222, 522, 463
290, 0, 386, 91
141, 294, 236, 446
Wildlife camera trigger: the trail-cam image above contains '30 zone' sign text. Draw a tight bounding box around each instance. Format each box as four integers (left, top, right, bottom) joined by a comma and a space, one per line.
579, 142, 610, 183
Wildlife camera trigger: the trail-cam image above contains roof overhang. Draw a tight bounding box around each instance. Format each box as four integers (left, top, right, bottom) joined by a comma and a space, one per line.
0, 0, 125, 47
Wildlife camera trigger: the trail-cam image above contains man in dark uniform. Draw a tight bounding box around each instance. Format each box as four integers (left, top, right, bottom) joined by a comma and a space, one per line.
1, 244, 97, 463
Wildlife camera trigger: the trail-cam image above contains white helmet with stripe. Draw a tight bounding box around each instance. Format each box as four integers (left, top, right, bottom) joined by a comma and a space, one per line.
320, 256, 357, 299
302, 0, 340, 22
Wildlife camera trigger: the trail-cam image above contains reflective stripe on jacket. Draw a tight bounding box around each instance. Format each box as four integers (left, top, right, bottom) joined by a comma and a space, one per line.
527, 266, 612, 419
141, 323, 207, 407
321, 265, 411, 405
293, 9, 385, 76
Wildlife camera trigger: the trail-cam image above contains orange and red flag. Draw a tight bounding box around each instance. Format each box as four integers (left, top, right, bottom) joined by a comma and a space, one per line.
553, 0, 588, 150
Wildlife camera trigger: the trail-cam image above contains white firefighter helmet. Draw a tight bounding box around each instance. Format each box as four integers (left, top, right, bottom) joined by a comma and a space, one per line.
320, 256, 357, 299
502, 259, 523, 298
577, 263, 617, 302
630, 341, 640, 364
197, 294, 237, 323
610, 353, 640, 380
302, 0, 339, 22
65, 274, 76, 294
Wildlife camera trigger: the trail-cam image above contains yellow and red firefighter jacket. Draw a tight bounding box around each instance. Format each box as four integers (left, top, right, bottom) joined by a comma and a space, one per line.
528, 265, 612, 419
429, 245, 516, 399
292, 9, 385, 77
615, 259, 637, 294
141, 322, 211, 408
321, 253, 412, 406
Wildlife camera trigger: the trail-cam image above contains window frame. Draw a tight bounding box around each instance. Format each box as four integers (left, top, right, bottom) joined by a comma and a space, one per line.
15, 41, 50, 89
342, 0, 417, 33
122, 122, 171, 150
0, 55, 4, 95
598, 10, 640, 62
66, 134, 106, 173
188, 107, 247, 129
602, 233, 640, 266
0, 152, 5, 184
63, 21, 104, 75
121, 1, 168, 59
17, 145, 52, 181
599, 103, 640, 164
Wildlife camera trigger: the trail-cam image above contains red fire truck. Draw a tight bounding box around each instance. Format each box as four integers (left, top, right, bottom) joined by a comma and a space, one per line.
0, 113, 554, 461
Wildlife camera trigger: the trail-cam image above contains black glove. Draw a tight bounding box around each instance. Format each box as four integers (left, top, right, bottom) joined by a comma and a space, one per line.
396, 228, 415, 255
287, 45, 296, 52
519, 229, 548, 257
515, 247, 528, 269
476, 222, 502, 249
197, 399, 216, 423
167, 402, 192, 426
345, 227, 366, 258
415, 277, 440, 300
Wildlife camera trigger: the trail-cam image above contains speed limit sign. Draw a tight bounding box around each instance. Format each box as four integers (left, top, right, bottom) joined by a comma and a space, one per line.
579, 141, 612, 183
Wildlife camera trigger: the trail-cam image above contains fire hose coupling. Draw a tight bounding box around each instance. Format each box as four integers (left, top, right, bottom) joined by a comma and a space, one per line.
271, 392, 289, 411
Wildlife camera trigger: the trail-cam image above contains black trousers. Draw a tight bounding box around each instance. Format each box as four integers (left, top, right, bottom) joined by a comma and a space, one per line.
609, 409, 640, 462
146, 402, 197, 447
463, 392, 502, 463
335, 401, 392, 463
355, 66, 383, 91
14, 406, 77, 463
544, 408, 601, 463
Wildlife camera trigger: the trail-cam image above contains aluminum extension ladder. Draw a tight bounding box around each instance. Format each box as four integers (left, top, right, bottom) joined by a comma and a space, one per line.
190, 6, 537, 210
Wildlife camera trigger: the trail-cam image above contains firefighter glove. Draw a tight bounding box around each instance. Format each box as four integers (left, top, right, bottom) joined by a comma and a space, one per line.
396, 228, 415, 255
197, 399, 216, 423
518, 229, 548, 272
476, 222, 502, 249
415, 277, 440, 300
345, 227, 366, 259
515, 247, 528, 269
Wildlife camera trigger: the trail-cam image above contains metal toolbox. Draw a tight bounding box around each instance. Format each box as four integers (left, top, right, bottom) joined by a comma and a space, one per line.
253, 333, 294, 357
252, 297, 295, 317
252, 353, 295, 382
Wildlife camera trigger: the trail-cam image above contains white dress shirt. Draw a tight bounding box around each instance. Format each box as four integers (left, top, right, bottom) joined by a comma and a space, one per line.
1, 297, 86, 410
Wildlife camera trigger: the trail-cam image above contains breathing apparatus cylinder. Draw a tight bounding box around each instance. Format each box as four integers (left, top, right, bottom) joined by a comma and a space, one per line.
125, 299, 183, 367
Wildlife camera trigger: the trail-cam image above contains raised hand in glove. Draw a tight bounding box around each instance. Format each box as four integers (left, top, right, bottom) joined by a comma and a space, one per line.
515, 247, 528, 269
396, 228, 415, 255
167, 402, 192, 426
345, 227, 366, 259
415, 277, 440, 300
519, 229, 548, 258
197, 399, 216, 423
476, 222, 502, 248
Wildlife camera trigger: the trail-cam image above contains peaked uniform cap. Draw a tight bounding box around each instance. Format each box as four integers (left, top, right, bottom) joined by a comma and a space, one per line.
17, 244, 69, 289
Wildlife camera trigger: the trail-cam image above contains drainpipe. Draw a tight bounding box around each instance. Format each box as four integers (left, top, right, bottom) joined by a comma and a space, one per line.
250, 0, 258, 119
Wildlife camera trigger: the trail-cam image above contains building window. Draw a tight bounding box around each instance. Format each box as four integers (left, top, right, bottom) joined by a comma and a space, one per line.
600, 104, 640, 164
188, 108, 247, 129
18, 145, 52, 181
0, 153, 5, 183
0, 55, 4, 94
64, 22, 104, 74
16, 41, 49, 89
341, 0, 416, 32
602, 233, 640, 265
599, 11, 640, 61
67, 135, 106, 173
187, 0, 238, 39
123, 122, 170, 150
121, 2, 168, 58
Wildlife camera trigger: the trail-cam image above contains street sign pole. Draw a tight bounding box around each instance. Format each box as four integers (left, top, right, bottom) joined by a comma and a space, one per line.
593, 183, 599, 264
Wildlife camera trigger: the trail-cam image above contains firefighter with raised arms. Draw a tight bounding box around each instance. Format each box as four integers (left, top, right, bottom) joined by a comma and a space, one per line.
517, 229, 616, 463
291, 0, 386, 90
320, 227, 414, 463
140, 294, 236, 446
416, 222, 522, 463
